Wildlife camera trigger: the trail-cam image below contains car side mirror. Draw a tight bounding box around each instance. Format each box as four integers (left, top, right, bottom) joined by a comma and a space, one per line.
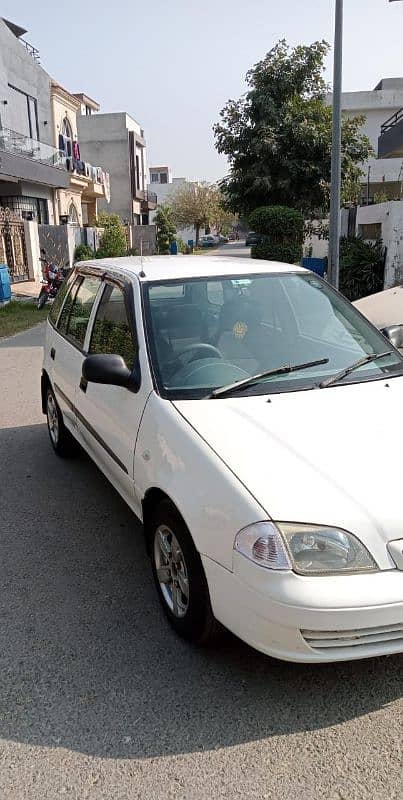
82, 354, 138, 389
381, 324, 403, 350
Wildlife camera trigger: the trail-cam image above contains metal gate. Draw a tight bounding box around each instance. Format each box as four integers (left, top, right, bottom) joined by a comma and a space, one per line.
0, 207, 29, 282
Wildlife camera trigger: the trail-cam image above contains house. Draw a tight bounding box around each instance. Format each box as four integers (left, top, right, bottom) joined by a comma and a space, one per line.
0, 17, 111, 281
327, 79, 403, 204
77, 111, 156, 225
0, 18, 69, 227
50, 82, 109, 226
147, 166, 197, 244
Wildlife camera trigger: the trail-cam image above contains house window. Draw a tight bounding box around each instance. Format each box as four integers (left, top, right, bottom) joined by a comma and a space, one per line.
85, 105, 92, 116
160, 172, 168, 184
62, 117, 73, 157
136, 155, 140, 190
151, 173, 159, 183
7, 84, 39, 139
0, 195, 48, 224
68, 202, 79, 225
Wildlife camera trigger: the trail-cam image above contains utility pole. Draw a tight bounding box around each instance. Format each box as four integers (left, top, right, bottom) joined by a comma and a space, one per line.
328, 0, 344, 289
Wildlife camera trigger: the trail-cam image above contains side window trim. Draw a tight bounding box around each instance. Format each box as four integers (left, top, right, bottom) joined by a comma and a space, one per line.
48, 270, 77, 329
82, 280, 108, 353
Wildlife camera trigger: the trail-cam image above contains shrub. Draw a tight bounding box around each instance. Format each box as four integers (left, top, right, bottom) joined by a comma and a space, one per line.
248, 205, 304, 263
74, 244, 95, 262
127, 247, 138, 256
154, 205, 176, 254
339, 236, 385, 301
176, 237, 190, 254
95, 212, 127, 258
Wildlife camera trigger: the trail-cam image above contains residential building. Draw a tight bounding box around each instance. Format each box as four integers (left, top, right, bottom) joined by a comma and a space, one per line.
147, 166, 196, 243
50, 82, 109, 226
0, 17, 69, 224
77, 112, 157, 224
328, 79, 403, 204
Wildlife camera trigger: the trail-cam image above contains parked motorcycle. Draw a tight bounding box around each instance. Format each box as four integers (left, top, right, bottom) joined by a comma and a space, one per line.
37, 250, 69, 309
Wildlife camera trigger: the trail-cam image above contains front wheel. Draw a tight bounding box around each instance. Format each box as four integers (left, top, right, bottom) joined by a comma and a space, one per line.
37, 290, 47, 310
150, 500, 220, 645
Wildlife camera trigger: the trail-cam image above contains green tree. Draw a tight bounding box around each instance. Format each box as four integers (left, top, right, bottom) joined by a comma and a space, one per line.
167, 182, 224, 246
214, 40, 373, 216
95, 212, 127, 258
154, 205, 177, 254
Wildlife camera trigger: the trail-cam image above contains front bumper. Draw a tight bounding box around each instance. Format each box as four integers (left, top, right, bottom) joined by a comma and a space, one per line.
202, 553, 403, 663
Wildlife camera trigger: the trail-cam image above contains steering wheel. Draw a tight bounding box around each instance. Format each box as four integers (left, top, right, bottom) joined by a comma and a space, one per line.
169, 343, 222, 368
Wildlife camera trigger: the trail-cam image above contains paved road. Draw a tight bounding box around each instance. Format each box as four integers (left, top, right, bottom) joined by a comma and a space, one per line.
0, 324, 402, 800
213, 241, 251, 258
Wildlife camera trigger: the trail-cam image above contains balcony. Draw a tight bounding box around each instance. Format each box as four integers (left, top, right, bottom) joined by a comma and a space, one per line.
20, 38, 40, 62
0, 127, 65, 167
0, 127, 69, 188
378, 109, 403, 159
141, 189, 158, 211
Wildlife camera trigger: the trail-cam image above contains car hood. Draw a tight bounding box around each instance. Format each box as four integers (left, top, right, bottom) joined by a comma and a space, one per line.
174, 377, 403, 558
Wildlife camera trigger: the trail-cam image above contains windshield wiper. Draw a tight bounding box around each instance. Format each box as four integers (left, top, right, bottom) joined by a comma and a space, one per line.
319, 351, 393, 389
209, 358, 329, 399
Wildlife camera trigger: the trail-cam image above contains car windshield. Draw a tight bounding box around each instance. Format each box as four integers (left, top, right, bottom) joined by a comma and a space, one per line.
143, 272, 403, 400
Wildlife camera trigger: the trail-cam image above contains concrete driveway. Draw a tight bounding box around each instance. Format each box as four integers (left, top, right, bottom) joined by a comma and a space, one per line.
0, 324, 402, 800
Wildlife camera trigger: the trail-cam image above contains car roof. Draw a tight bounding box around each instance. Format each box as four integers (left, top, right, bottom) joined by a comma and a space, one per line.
77, 255, 307, 283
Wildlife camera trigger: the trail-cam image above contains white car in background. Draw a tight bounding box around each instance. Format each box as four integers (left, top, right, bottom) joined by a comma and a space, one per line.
41, 257, 403, 663
354, 285, 403, 352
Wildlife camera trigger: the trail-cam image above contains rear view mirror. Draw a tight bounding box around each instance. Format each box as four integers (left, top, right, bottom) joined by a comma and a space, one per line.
82, 354, 134, 388
381, 324, 403, 350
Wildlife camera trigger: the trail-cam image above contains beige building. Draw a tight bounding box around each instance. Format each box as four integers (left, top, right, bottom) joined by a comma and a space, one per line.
50, 82, 109, 225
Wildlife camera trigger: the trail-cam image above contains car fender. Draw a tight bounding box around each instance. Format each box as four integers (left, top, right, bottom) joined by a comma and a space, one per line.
134, 392, 267, 570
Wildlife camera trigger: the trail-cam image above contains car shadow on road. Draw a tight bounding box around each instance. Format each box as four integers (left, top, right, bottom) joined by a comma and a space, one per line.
0, 421, 401, 761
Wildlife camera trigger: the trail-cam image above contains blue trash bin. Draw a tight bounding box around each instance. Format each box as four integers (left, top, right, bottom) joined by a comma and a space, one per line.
302, 257, 326, 278
170, 241, 178, 255
0, 264, 11, 303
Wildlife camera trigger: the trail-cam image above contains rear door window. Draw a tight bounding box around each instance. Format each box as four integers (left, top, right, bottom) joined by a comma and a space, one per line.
59, 276, 100, 349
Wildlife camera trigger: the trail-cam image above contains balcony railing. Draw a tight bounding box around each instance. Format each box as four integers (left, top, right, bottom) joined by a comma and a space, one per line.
145, 190, 158, 205
0, 127, 65, 169
381, 108, 403, 135
20, 38, 40, 63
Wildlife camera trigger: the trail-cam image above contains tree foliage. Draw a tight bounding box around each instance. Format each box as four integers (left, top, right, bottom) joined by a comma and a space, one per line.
214, 40, 373, 215
95, 212, 127, 258
154, 205, 177, 254
167, 182, 230, 245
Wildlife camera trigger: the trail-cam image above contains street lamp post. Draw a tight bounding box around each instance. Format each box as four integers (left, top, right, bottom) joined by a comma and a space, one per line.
328, 0, 344, 289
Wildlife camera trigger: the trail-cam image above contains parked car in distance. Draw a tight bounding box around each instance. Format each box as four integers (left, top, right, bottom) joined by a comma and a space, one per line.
217, 234, 229, 244
245, 231, 262, 246
354, 285, 403, 353
42, 257, 403, 663
200, 234, 218, 248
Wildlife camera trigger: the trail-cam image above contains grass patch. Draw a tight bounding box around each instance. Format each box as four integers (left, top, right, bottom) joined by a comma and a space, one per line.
0, 300, 48, 338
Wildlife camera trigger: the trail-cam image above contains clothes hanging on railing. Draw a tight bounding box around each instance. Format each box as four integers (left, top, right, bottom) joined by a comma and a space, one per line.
72, 140, 80, 161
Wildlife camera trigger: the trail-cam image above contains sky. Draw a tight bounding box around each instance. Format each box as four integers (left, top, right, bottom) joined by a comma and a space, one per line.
3, 0, 403, 181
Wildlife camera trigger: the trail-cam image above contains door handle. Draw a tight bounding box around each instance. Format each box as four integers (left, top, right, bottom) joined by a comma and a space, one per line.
50, 347, 55, 360
79, 376, 88, 393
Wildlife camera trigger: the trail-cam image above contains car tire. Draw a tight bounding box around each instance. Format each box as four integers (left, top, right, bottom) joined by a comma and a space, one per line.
150, 499, 220, 645
46, 385, 78, 457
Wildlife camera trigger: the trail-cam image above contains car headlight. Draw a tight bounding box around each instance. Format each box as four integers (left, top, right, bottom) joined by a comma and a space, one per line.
234, 522, 378, 575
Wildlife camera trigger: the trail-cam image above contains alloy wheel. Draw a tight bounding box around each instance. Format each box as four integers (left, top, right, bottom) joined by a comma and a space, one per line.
47, 392, 59, 446
154, 525, 189, 618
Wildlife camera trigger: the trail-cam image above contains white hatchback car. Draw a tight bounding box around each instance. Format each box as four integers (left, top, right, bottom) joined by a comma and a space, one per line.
41, 257, 403, 663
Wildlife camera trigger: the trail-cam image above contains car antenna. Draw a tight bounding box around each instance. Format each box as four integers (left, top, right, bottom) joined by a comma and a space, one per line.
139, 239, 146, 278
